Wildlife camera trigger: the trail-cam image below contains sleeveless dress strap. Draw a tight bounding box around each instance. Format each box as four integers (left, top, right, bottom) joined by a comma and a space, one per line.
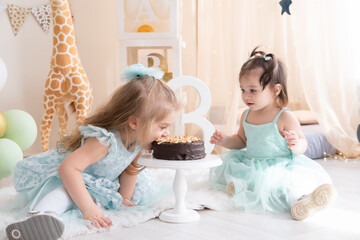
273, 108, 289, 123
243, 108, 251, 124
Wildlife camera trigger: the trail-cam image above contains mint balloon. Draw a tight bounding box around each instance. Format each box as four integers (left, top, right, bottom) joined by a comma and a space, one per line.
3, 110, 37, 150
0, 138, 23, 178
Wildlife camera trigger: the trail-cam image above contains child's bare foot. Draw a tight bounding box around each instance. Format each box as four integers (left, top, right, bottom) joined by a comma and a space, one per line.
226, 182, 235, 197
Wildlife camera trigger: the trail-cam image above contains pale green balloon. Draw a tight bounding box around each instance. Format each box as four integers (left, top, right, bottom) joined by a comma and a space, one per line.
3, 110, 37, 150
0, 138, 23, 178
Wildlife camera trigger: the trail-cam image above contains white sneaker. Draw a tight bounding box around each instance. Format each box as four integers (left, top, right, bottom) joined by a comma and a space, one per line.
291, 184, 336, 221
6, 212, 65, 240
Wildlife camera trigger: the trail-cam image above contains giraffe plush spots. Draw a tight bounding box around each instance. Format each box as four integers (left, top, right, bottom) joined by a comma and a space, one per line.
41, 0, 93, 152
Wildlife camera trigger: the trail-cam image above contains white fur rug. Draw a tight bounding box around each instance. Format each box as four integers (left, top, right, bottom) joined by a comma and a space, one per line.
0, 168, 232, 239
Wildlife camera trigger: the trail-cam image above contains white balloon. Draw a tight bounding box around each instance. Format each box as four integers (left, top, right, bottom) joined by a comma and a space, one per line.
0, 57, 8, 91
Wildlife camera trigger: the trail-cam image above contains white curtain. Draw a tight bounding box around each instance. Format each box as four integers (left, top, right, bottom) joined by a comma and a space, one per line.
187, 0, 360, 157
290, 0, 360, 157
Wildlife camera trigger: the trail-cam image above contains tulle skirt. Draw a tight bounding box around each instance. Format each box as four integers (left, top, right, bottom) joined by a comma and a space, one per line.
209, 149, 332, 214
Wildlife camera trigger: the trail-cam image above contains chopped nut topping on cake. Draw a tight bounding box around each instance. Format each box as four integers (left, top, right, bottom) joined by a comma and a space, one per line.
155, 136, 201, 144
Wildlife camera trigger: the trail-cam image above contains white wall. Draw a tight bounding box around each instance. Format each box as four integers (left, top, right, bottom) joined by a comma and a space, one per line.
0, 0, 197, 155
0, 0, 119, 155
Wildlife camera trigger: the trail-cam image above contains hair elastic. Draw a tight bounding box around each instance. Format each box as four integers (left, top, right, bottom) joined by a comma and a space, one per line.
247, 55, 272, 61
263, 55, 272, 61
121, 63, 164, 81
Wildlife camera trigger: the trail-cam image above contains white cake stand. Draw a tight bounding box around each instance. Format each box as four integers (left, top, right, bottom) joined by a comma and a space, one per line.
138, 154, 222, 223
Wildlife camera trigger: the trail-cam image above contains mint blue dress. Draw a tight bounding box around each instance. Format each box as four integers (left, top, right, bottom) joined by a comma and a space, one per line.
209, 108, 332, 213
11, 125, 158, 222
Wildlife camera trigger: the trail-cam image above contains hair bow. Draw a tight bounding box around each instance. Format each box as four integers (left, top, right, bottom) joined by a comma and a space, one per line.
121, 63, 164, 81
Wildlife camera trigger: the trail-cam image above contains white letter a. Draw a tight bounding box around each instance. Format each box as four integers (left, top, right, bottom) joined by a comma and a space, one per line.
135, 0, 159, 22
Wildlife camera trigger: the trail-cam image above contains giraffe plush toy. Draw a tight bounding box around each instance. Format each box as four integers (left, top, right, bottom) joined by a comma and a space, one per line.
41, 0, 93, 152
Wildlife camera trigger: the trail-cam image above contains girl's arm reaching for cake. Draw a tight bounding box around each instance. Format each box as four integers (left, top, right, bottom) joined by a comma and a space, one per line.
210, 130, 246, 150
210, 111, 247, 150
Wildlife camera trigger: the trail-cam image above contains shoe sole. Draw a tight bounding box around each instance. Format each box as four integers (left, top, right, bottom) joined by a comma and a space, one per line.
291, 184, 335, 221
6, 214, 65, 240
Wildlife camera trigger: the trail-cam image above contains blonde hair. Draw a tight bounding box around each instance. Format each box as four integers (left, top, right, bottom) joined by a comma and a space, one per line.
57, 75, 179, 174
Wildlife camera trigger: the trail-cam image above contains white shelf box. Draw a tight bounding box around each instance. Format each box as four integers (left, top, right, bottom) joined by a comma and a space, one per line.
119, 38, 182, 82
117, 0, 180, 39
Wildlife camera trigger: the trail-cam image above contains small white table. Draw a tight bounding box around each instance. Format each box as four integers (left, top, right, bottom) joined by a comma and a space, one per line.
138, 154, 222, 223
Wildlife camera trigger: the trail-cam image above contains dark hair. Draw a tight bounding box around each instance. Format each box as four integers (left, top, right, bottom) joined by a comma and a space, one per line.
239, 47, 288, 107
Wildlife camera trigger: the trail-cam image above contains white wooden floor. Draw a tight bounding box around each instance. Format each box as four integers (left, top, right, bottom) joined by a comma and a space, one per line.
73, 158, 360, 240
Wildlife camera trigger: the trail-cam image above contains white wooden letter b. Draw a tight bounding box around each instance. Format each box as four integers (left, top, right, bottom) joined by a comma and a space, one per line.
167, 76, 215, 154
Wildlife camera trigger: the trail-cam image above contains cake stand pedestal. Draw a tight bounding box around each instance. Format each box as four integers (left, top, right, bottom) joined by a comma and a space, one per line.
138, 154, 222, 223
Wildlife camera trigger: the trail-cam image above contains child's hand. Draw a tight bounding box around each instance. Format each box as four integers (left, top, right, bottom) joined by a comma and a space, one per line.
210, 130, 224, 145
122, 198, 138, 207
283, 130, 299, 149
83, 204, 112, 230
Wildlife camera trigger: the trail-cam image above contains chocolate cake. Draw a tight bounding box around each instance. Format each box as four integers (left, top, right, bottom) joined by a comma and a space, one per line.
152, 136, 206, 160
